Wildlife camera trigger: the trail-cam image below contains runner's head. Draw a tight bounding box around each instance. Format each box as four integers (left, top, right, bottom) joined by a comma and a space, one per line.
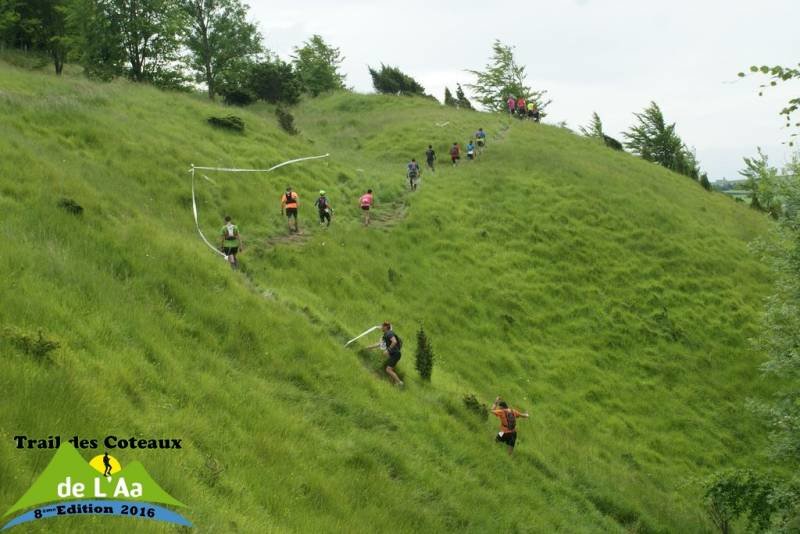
224, 215, 231, 222
428, 144, 432, 149
498, 401, 508, 408
367, 189, 372, 194
319, 190, 325, 196
411, 158, 416, 163
381, 321, 391, 331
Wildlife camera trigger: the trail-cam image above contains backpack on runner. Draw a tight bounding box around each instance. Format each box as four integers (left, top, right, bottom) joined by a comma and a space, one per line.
317, 196, 328, 210
505, 409, 517, 431
224, 223, 237, 240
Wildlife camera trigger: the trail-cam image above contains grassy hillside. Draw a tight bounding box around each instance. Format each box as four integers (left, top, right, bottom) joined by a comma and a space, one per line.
0, 59, 776, 532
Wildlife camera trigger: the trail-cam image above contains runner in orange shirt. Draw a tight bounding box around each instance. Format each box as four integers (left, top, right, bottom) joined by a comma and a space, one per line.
491, 396, 529, 456
281, 186, 299, 233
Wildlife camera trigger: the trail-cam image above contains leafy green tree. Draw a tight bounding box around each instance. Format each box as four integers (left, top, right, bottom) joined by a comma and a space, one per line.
754, 171, 800, 460
580, 111, 604, 138
455, 83, 473, 110
247, 58, 300, 104
623, 101, 700, 179
0, 1, 21, 47
443, 86, 456, 107
580, 111, 624, 151
63, 0, 126, 80
101, 0, 187, 85
739, 147, 783, 216
739, 63, 799, 145
368, 63, 425, 96
181, 0, 262, 100
700, 172, 712, 191
466, 39, 550, 114
0, 0, 69, 74
703, 469, 776, 534
292, 34, 345, 97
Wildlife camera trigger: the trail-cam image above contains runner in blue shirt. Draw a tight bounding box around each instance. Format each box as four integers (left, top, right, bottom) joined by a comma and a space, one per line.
407, 159, 421, 191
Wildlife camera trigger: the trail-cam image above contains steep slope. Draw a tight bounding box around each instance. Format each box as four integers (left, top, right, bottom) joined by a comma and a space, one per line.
0, 62, 774, 533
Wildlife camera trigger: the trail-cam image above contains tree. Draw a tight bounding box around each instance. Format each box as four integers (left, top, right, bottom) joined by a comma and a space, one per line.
700, 172, 712, 191
703, 470, 776, 534
292, 34, 345, 97
0, 0, 69, 74
739, 147, 784, 216
739, 63, 800, 145
443, 86, 456, 107
414, 327, 435, 381
246, 58, 300, 104
580, 112, 623, 151
455, 83, 473, 110
63, 0, 126, 80
100, 0, 187, 85
181, 0, 261, 100
754, 169, 800, 462
368, 63, 425, 96
466, 39, 550, 114
623, 101, 701, 179
580, 111, 604, 138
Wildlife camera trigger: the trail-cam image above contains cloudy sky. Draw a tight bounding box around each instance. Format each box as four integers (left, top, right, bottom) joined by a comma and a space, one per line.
249, 0, 799, 181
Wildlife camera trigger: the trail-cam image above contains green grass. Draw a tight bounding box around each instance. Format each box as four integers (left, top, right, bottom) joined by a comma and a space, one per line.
0, 58, 778, 533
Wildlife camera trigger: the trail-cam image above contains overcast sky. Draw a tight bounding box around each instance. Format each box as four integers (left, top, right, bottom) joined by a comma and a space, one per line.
249, 0, 799, 181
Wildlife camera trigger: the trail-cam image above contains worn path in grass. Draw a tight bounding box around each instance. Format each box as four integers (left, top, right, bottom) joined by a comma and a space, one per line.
0, 61, 780, 534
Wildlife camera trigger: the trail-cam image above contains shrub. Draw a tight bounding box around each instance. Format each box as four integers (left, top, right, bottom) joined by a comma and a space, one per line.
248, 59, 301, 105
703, 469, 776, 534
368, 64, 426, 96
220, 88, 254, 107
207, 116, 245, 132
415, 327, 435, 381
57, 197, 83, 215
275, 107, 298, 135
2, 327, 59, 360
462, 393, 488, 420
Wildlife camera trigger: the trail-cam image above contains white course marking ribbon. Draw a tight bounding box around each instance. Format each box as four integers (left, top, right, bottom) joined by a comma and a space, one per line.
344, 325, 381, 347
191, 168, 226, 257
191, 153, 330, 173
189, 153, 330, 260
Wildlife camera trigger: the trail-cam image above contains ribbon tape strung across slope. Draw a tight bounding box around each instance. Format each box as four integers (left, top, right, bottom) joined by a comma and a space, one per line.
191, 168, 226, 257
189, 153, 331, 259
191, 153, 330, 173
344, 325, 382, 347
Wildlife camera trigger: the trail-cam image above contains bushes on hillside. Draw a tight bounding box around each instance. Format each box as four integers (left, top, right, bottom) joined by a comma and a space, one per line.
2, 327, 59, 361
368, 64, 426, 96
415, 327, 435, 381
207, 115, 245, 132
702, 470, 777, 533
275, 106, 298, 135
462, 393, 488, 420
248, 59, 301, 105
57, 197, 83, 215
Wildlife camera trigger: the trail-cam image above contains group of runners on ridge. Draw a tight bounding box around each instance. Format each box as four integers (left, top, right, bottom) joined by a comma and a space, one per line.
506, 95, 540, 121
